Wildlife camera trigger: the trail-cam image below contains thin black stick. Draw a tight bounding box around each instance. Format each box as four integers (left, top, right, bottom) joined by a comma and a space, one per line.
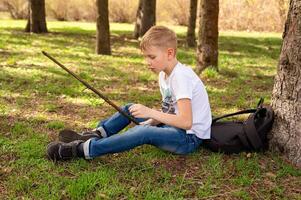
42, 51, 139, 125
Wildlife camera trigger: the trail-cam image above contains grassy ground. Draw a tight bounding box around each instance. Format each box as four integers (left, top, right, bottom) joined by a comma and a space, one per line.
0, 20, 300, 199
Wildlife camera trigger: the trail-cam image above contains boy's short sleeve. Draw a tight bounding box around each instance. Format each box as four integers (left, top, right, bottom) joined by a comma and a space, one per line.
171, 72, 193, 101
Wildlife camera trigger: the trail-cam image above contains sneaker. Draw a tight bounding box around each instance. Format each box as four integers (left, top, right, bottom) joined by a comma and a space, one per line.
58, 129, 101, 143
46, 140, 84, 161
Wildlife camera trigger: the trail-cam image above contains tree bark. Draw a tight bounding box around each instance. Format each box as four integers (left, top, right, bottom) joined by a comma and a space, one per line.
133, 0, 143, 39
269, 0, 301, 168
187, 0, 198, 47
196, 0, 219, 73
96, 0, 111, 55
133, 0, 156, 39
25, 0, 47, 33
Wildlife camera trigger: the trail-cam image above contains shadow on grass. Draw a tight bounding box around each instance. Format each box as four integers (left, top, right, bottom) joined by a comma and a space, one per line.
219, 35, 282, 60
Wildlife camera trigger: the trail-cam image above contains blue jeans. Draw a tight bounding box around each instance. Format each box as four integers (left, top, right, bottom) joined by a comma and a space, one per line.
83, 104, 202, 159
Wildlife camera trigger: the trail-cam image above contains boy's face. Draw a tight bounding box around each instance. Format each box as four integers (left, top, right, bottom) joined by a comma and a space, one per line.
142, 46, 174, 73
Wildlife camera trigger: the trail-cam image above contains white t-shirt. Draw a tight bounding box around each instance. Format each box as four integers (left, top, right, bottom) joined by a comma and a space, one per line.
159, 62, 212, 139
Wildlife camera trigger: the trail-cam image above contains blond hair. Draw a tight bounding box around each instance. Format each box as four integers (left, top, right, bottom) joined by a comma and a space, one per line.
140, 26, 177, 52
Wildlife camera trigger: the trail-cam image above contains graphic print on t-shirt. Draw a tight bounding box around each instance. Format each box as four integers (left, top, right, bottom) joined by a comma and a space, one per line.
161, 87, 175, 114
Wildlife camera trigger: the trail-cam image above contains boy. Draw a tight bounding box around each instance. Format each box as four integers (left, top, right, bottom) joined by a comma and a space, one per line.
47, 26, 212, 161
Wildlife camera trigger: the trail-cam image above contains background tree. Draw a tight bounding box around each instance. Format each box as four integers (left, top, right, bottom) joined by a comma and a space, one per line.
133, 0, 156, 39
269, 0, 301, 168
25, 0, 47, 33
277, 0, 289, 27
187, 0, 198, 47
196, 0, 219, 73
2, 0, 28, 19
133, 0, 143, 39
96, 0, 111, 55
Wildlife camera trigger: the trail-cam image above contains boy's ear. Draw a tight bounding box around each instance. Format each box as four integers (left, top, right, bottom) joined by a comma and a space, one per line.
167, 48, 175, 59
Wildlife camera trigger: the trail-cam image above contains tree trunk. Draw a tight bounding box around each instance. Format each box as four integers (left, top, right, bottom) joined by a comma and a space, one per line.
196, 0, 219, 73
133, 0, 143, 39
96, 0, 111, 55
25, 7, 30, 32
133, 0, 156, 39
25, 0, 47, 33
187, 0, 198, 47
269, 0, 301, 168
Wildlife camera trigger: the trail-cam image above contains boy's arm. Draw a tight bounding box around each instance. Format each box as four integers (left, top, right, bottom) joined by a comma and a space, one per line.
129, 99, 193, 130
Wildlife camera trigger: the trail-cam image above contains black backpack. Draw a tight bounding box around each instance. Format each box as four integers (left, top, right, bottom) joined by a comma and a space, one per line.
203, 98, 274, 154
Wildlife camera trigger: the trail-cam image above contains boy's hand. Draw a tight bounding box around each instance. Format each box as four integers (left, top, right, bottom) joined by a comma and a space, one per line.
129, 104, 153, 119
140, 118, 160, 126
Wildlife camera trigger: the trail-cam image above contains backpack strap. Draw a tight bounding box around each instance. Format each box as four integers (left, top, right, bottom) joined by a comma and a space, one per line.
257, 97, 264, 108
243, 109, 264, 150
212, 98, 265, 124
212, 109, 256, 123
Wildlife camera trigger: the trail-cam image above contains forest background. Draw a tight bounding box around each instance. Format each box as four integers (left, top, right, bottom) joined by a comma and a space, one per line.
0, 0, 288, 32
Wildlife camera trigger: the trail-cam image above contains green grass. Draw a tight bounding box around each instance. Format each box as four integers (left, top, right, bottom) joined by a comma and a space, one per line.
0, 19, 300, 199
